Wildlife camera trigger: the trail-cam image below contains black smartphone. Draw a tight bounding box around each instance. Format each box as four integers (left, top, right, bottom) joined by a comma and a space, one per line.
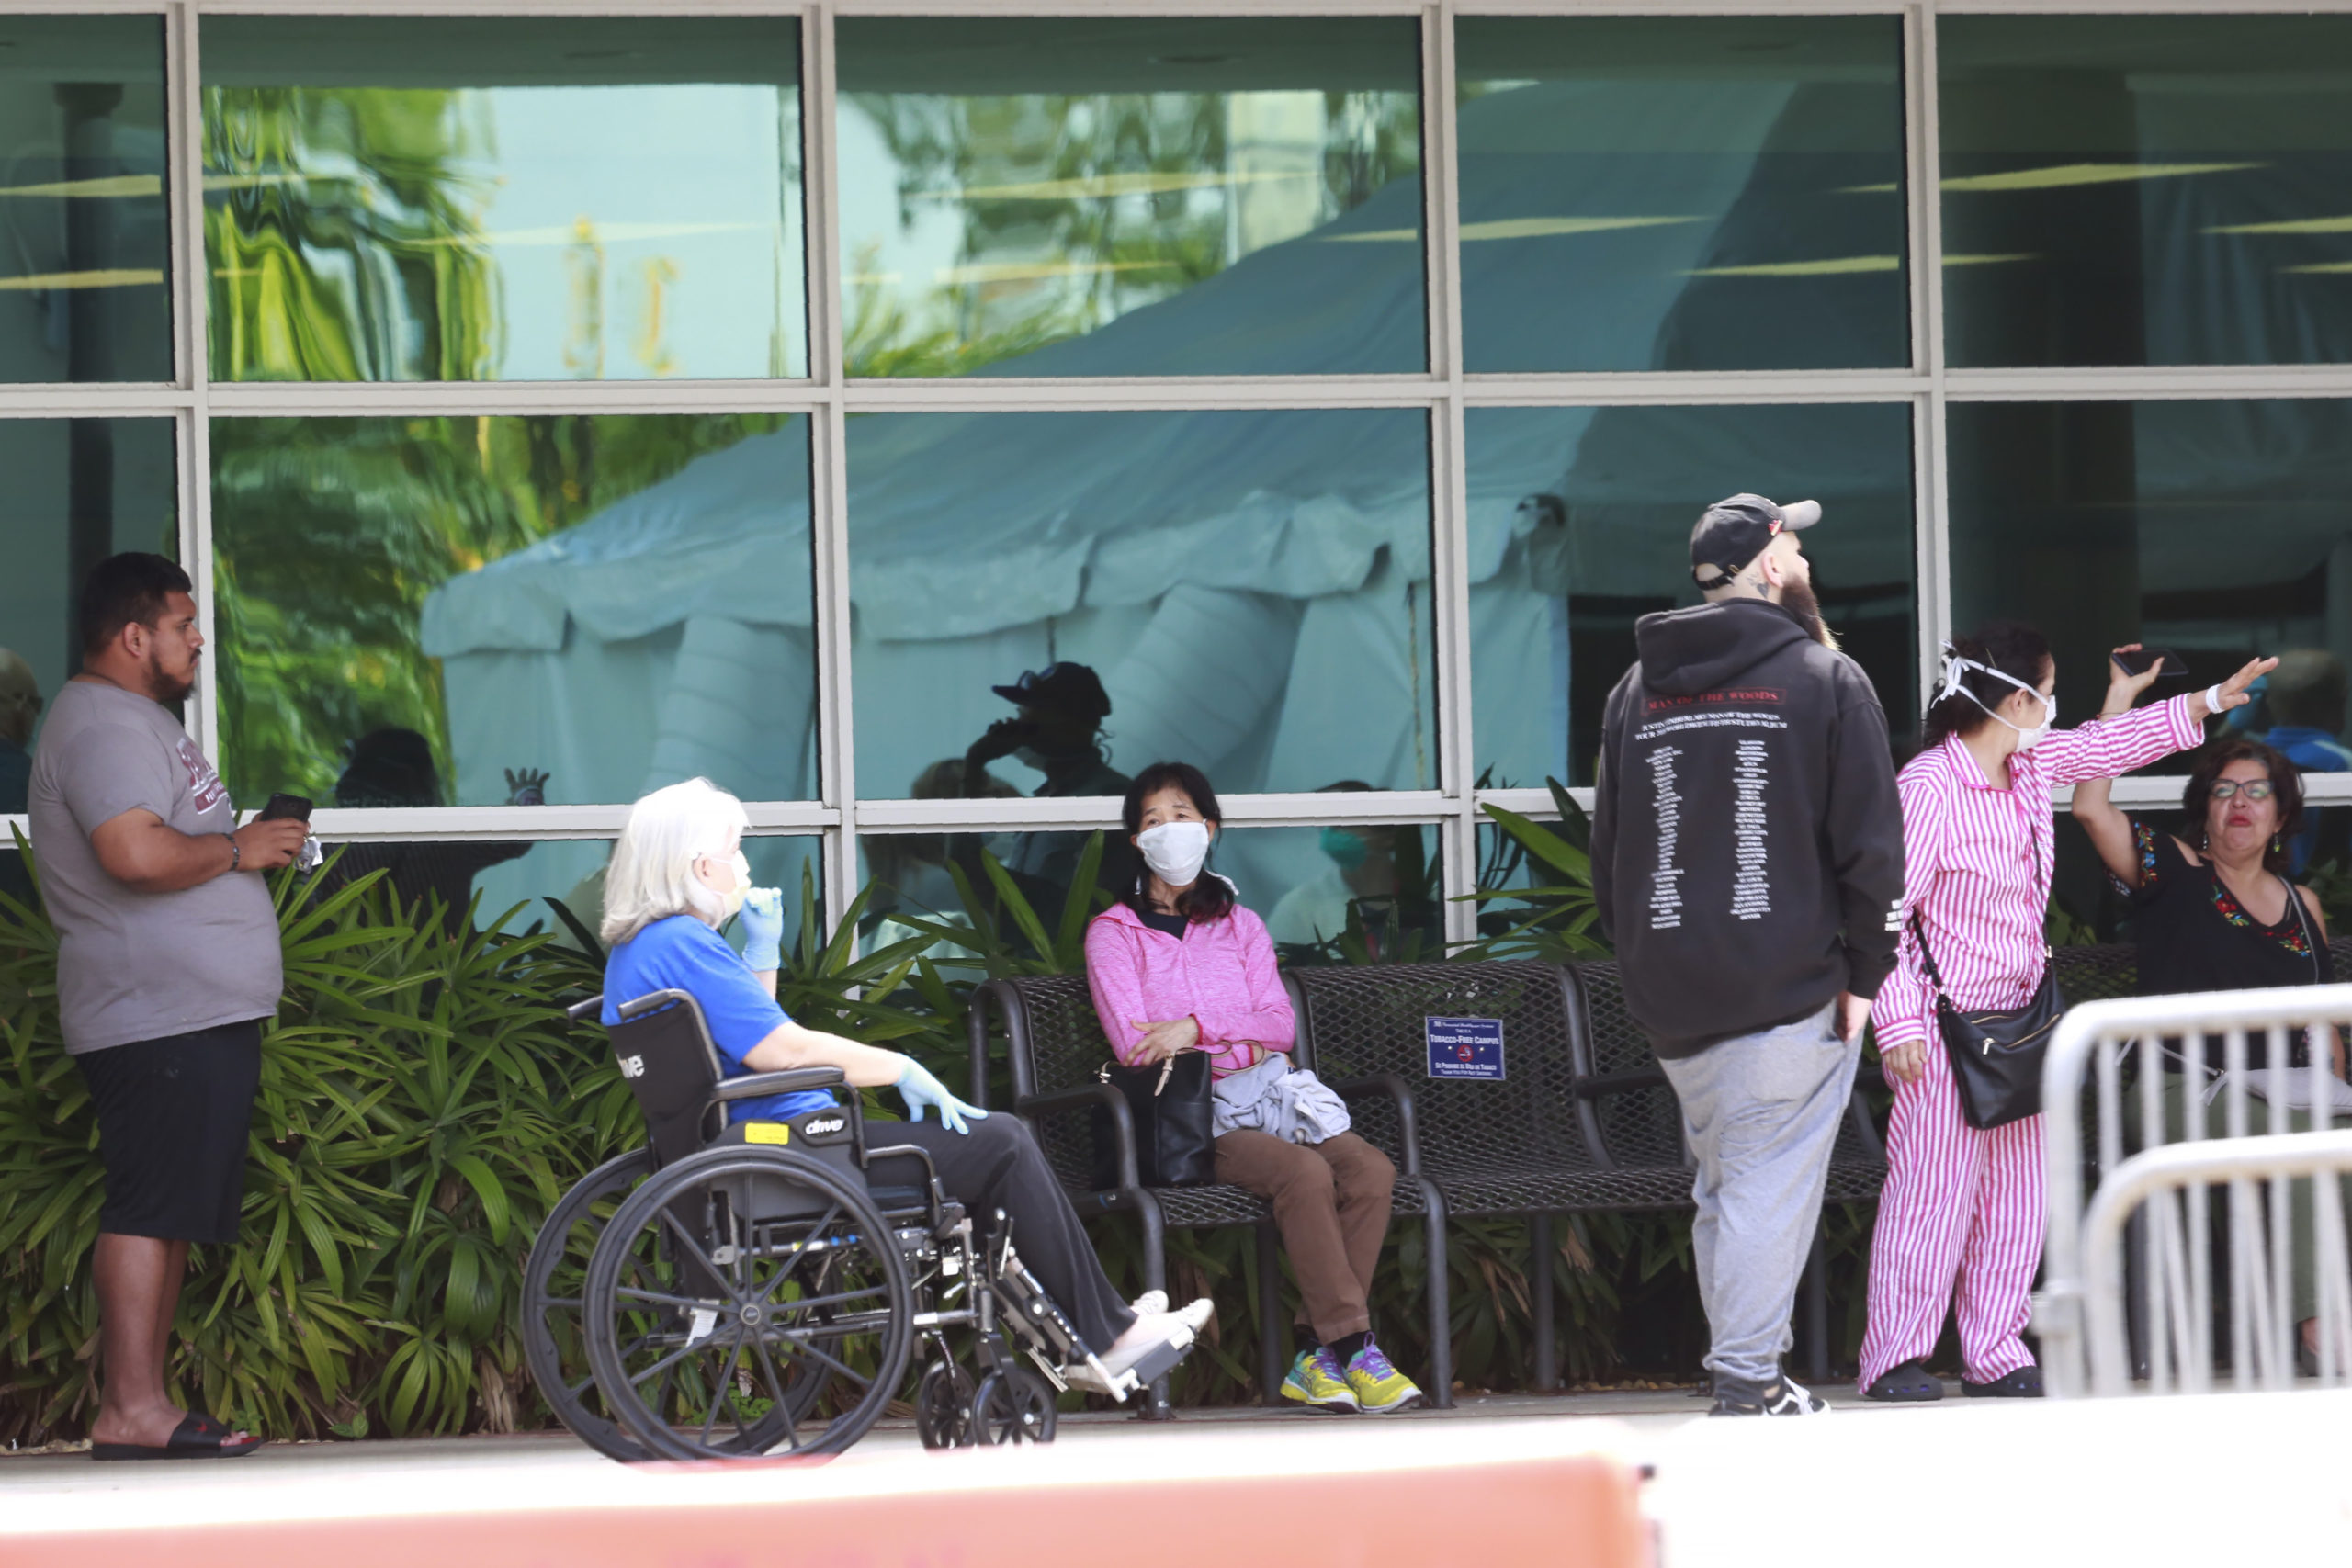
2111, 648, 2191, 681
259, 793, 313, 823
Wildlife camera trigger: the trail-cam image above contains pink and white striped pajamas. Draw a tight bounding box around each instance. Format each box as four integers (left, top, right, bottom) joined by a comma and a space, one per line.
1858, 694, 2203, 1387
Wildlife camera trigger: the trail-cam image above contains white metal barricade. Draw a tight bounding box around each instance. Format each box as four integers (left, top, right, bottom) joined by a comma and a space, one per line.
2041, 986, 2352, 1399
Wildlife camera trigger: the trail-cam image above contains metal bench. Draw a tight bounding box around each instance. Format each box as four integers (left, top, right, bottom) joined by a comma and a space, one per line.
967, 972, 1452, 1413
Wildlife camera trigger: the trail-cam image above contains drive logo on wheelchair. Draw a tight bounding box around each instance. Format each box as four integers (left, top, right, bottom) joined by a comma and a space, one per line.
801, 1114, 847, 1137
617, 1054, 645, 1078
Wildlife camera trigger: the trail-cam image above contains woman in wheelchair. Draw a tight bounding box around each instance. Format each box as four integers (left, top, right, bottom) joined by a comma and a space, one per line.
598, 780, 1211, 1399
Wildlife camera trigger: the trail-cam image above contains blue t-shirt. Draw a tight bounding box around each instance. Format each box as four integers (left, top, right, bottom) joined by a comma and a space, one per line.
601, 914, 834, 1123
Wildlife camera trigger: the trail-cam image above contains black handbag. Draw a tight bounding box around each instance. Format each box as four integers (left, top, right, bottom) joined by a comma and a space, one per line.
1910, 914, 2065, 1132
1091, 1051, 1216, 1189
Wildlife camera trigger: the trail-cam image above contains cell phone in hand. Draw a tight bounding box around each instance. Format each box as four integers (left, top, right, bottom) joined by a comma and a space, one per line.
259, 793, 313, 823
2112, 648, 2191, 681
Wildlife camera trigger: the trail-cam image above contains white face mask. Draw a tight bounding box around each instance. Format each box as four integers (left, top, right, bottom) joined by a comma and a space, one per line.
1939, 653, 2056, 750
707, 849, 751, 920
1136, 819, 1213, 886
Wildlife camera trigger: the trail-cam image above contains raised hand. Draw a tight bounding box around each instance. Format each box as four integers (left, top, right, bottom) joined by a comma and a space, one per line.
2100, 645, 2164, 717
738, 886, 786, 972
504, 767, 549, 806
2195, 654, 2280, 721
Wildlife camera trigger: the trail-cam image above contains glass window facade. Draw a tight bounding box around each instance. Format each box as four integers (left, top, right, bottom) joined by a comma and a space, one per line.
202, 16, 806, 381
210, 413, 814, 809
1456, 15, 1908, 373
1941, 15, 2352, 367
1468, 402, 1916, 787
0, 15, 173, 383
6, 6, 2346, 948
836, 17, 1423, 377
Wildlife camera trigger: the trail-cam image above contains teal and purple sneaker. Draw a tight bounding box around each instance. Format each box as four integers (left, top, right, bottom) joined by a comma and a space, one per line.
1343, 1339, 1424, 1413
1281, 1346, 1360, 1413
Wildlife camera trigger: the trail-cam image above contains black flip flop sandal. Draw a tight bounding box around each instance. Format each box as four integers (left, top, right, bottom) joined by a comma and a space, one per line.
1864, 1359, 1943, 1402
91, 1411, 264, 1461
1960, 1366, 2043, 1398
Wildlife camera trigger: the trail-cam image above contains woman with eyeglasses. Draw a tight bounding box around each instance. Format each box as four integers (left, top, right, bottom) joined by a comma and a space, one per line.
2074, 703, 2348, 1373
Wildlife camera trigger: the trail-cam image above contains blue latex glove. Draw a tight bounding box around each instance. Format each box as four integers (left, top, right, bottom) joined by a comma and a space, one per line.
738, 886, 786, 972
895, 1057, 987, 1134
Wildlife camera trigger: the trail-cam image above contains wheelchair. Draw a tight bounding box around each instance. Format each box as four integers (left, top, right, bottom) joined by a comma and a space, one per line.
522, 989, 1178, 1462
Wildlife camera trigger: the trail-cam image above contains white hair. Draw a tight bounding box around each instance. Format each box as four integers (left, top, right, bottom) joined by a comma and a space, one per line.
601, 778, 748, 948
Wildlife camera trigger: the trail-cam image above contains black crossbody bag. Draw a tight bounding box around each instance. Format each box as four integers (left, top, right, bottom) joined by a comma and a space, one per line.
1090, 1051, 1216, 1189
1910, 913, 2065, 1131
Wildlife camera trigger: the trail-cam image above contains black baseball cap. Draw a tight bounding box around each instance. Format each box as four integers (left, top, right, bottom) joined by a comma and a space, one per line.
1690, 492, 1822, 589
990, 661, 1112, 722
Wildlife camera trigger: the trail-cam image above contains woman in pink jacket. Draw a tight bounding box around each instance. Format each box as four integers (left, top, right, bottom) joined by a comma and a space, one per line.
1083, 761, 1424, 1415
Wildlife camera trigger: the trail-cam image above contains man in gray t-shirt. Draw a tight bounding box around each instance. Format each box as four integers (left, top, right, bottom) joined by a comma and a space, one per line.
28, 554, 308, 1459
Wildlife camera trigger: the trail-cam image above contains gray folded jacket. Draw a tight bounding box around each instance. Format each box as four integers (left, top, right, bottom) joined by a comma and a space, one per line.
1209, 1053, 1352, 1144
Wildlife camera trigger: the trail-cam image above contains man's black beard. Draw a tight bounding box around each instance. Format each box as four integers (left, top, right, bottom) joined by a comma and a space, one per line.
1781, 579, 1838, 650
147, 650, 195, 705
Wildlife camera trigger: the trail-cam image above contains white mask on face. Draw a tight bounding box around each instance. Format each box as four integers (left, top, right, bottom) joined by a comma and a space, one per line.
707, 849, 751, 920
1937, 651, 2056, 750
1136, 820, 1213, 886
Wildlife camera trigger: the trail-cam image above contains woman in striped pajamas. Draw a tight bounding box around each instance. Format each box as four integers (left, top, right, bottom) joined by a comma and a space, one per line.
1859, 625, 2275, 1401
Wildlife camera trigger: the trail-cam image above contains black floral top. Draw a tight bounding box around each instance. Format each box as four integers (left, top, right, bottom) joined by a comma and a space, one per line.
2118, 820, 2330, 1070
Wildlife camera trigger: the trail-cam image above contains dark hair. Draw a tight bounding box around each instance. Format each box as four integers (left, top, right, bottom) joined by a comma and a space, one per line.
1119, 761, 1234, 924
1922, 622, 2053, 750
79, 552, 192, 657
2184, 739, 2303, 874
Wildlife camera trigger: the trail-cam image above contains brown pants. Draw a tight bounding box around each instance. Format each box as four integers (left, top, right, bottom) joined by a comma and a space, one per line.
1214, 1130, 1396, 1342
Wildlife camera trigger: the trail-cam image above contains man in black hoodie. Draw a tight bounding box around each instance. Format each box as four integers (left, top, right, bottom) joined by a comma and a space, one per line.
1591, 492, 1903, 1416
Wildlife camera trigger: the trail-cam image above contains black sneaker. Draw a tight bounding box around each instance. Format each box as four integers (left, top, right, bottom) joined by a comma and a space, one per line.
1863, 1359, 1943, 1402
1960, 1365, 2042, 1398
1709, 1373, 1831, 1416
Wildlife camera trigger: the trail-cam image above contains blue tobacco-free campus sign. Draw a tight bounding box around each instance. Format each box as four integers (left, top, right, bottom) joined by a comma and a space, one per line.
1426, 1016, 1504, 1081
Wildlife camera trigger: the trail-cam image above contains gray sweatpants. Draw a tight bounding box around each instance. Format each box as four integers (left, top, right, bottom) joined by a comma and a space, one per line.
1658, 1001, 1861, 1388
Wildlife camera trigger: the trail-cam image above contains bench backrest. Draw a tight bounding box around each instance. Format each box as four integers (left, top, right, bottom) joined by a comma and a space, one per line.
1286, 960, 1596, 1177
987, 972, 1118, 1191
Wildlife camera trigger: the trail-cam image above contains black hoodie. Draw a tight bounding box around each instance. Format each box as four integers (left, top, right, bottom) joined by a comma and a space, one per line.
1590, 597, 1904, 1058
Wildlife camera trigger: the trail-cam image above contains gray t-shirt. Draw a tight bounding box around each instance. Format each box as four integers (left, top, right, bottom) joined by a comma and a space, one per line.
28, 679, 282, 1053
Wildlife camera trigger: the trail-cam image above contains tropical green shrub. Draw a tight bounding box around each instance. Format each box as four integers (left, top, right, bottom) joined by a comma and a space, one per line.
0, 858, 622, 1445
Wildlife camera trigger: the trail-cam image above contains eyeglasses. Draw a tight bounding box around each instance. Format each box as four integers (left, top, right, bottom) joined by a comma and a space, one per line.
2209, 779, 2276, 803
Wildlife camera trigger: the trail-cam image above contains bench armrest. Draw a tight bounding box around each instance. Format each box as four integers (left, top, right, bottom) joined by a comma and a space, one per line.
1014, 1081, 1138, 1193
1572, 1067, 1668, 1100
1327, 1073, 1423, 1178
715, 1067, 847, 1101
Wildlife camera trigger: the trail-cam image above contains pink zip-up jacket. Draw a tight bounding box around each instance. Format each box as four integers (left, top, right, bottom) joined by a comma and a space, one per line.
1083, 900, 1296, 1077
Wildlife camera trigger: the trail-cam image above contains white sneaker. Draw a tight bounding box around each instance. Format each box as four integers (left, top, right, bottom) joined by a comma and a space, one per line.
1101, 1312, 1197, 1379
1173, 1297, 1213, 1336
1131, 1290, 1168, 1316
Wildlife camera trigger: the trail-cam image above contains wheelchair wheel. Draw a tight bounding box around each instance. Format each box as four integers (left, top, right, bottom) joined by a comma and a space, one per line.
915, 1359, 977, 1450
970, 1366, 1057, 1446
522, 1149, 655, 1462
584, 1144, 912, 1461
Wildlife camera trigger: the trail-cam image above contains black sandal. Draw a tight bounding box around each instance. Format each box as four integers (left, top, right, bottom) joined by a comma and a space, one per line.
91, 1411, 264, 1461
1864, 1359, 1943, 1402
1960, 1366, 2043, 1398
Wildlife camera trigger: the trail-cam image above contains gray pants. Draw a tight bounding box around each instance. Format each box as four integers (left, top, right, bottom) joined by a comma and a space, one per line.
1659, 1001, 1860, 1387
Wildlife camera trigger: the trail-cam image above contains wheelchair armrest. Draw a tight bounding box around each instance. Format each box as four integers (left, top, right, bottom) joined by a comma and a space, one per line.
1572, 1067, 1668, 1100
1014, 1082, 1138, 1193
1327, 1072, 1424, 1179
715, 1067, 848, 1101
566, 994, 603, 1022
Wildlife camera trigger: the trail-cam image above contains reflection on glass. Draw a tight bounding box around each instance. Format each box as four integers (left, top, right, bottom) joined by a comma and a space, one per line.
1466, 403, 1916, 786
509, 834, 820, 963
0, 417, 176, 799
1942, 16, 2352, 367
202, 16, 805, 381
848, 408, 1436, 807
1455, 16, 1905, 373
211, 414, 815, 809
836, 17, 1422, 377
1950, 400, 2352, 792
858, 822, 1441, 970
0, 16, 171, 382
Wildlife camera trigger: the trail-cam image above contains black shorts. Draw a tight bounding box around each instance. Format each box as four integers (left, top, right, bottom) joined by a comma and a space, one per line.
75, 1021, 264, 1245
